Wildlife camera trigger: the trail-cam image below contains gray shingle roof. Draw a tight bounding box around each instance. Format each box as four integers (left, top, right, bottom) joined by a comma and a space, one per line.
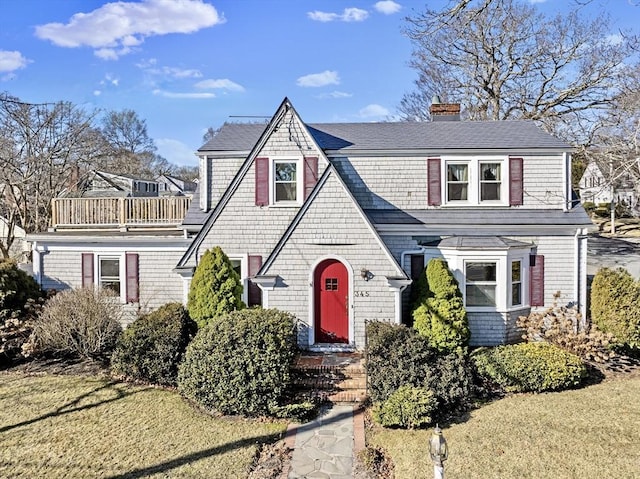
365, 208, 592, 227
199, 120, 570, 152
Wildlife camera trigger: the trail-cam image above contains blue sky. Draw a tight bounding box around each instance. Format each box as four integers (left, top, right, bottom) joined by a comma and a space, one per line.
1, 0, 638, 167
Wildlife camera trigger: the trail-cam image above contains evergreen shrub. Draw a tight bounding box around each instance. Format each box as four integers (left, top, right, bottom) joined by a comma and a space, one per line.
111, 303, 197, 386
471, 342, 587, 393
373, 385, 436, 429
31, 288, 123, 359
412, 259, 470, 352
366, 321, 471, 419
0, 260, 43, 366
187, 246, 244, 328
178, 308, 297, 416
590, 267, 640, 351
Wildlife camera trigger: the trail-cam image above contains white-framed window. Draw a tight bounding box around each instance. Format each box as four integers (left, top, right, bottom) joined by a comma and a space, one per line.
446, 163, 469, 201
415, 246, 533, 313
511, 260, 522, 307
465, 261, 497, 307
271, 158, 303, 205
443, 156, 507, 205
99, 256, 121, 295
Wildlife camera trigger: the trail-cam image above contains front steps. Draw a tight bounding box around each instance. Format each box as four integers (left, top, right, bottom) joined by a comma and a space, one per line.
291, 352, 368, 404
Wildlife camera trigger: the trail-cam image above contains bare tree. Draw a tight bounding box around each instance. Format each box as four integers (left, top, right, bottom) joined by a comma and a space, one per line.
400, 0, 634, 139
0, 95, 99, 257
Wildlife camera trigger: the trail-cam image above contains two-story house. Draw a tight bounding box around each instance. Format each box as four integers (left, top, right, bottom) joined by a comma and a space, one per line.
30, 97, 591, 348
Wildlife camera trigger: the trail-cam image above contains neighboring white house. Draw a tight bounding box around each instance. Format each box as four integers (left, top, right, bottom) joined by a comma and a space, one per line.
156, 174, 197, 196
29, 97, 592, 349
578, 160, 639, 214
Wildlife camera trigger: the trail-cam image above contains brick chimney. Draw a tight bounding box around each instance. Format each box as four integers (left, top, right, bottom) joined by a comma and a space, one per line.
430, 96, 461, 121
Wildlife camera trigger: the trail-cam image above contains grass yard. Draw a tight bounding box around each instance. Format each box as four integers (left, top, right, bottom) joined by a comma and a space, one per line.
0, 370, 287, 479
369, 376, 640, 479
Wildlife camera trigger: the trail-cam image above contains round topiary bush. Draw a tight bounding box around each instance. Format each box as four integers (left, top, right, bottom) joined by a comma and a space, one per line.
187, 246, 244, 328
31, 287, 123, 360
177, 308, 297, 417
471, 342, 587, 393
373, 385, 437, 429
111, 303, 197, 386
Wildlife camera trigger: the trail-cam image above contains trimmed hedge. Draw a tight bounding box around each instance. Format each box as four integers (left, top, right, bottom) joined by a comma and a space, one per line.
187, 247, 244, 328
178, 308, 297, 417
373, 385, 437, 429
111, 303, 197, 386
590, 267, 640, 351
471, 342, 587, 393
412, 259, 470, 353
366, 321, 471, 419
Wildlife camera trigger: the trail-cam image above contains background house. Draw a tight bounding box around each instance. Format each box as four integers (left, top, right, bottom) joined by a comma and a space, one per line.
578, 160, 640, 215
156, 174, 197, 196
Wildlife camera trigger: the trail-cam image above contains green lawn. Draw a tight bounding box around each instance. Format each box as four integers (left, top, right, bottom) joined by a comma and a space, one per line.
369, 376, 640, 479
0, 371, 287, 479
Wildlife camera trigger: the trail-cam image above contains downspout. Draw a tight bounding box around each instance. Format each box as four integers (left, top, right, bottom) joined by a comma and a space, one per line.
574, 228, 588, 329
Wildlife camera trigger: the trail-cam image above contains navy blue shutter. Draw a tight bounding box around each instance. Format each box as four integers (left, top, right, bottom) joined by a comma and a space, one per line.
427, 158, 441, 206
255, 157, 269, 206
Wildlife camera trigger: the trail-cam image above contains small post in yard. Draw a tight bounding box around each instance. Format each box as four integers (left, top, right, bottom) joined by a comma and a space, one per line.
429, 424, 448, 479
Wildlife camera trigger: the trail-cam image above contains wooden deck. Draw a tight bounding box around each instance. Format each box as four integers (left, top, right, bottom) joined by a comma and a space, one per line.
50, 196, 191, 230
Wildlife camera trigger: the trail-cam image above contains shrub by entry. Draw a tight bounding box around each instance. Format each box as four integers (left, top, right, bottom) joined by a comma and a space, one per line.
471, 342, 587, 393
111, 303, 197, 386
373, 385, 437, 429
178, 308, 297, 417
187, 246, 244, 328
412, 258, 470, 353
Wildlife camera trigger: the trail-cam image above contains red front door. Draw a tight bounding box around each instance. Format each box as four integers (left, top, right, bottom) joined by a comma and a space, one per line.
314, 259, 349, 343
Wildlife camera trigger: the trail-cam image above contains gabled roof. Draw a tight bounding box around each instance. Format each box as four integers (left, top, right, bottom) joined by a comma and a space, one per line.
199, 119, 570, 153
259, 164, 408, 280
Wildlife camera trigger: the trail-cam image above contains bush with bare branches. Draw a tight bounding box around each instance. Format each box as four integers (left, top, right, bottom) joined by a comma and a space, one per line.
517, 292, 615, 363
30, 288, 123, 360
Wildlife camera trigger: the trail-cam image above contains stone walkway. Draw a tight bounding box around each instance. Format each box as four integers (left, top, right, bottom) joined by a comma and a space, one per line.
282, 404, 366, 479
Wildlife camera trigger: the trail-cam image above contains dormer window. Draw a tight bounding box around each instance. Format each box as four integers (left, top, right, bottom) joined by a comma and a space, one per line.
255, 156, 319, 207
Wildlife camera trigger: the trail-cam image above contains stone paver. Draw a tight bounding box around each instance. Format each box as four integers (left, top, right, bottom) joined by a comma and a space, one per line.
288, 405, 354, 479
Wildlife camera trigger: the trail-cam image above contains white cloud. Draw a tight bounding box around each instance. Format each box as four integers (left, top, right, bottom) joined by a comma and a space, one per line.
195, 78, 245, 92
359, 104, 389, 118
152, 89, 216, 99
0, 50, 30, 73
308, 7, 369, 22
605, 33, 624, 46
297, 70, 340, 87
317, 91, 353, 99
374, 1, 401, 15
156, 138, 198, 166
93, 90, 102, 96
35, 0, 224, 59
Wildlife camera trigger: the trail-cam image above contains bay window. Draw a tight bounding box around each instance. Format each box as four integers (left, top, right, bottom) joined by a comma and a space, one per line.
465, 262, 497, 307
511, 260, 522, 306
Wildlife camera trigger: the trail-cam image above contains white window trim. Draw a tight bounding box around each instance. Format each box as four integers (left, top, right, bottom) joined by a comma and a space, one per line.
464, 260, 499, 309
95, 252, 126, 303
269, 157, 303, 206
227, 254, 249, 305
510, 259, 523, 307
416, 247, 531, 313
442, 156, 508, 206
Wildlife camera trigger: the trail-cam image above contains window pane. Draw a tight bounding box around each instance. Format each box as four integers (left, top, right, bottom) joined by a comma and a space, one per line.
480, 163, 501, 201
100, 258, 119, 277
466, 262, 496, 282
275, 162, 296, 182
512, 261, 521, 282
447, 164, 468, 201
230, 259, 242, 277
275, 183, 297, 201
466, 284, 496, 306
512, 283, 522, 306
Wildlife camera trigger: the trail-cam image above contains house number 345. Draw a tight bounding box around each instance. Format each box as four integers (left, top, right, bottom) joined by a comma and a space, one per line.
354, 291, 370, 297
